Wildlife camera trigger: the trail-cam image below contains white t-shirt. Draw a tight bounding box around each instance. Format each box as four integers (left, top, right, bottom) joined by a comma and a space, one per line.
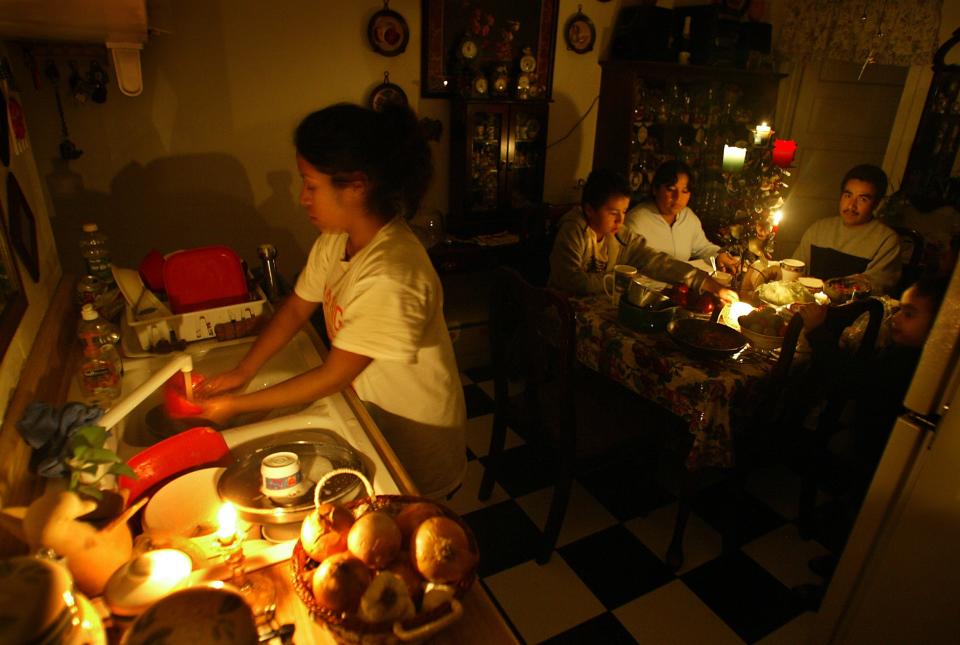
295, 217, 466, 498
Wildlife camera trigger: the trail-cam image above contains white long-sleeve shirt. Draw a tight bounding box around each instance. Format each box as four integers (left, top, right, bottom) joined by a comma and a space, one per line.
624, 202, 722, 263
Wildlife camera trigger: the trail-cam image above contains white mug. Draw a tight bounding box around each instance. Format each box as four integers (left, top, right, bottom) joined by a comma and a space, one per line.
603, 264, 638, 303
780, 259, 805, 282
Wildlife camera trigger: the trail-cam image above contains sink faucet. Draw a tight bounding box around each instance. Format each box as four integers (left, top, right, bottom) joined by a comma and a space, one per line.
257, 244, 281, 303
99, 353, 194, 431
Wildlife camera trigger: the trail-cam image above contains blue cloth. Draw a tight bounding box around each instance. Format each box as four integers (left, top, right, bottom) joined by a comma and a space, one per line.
16, 402, 103, 478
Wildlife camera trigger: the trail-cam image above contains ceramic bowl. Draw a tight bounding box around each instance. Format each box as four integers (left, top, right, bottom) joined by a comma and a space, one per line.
121, 584, 257, 645
143, 467, 224, 538
739, 326, 784, 351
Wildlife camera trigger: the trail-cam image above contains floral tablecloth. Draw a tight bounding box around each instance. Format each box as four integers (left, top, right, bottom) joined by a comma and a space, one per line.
571, 295, 779, 471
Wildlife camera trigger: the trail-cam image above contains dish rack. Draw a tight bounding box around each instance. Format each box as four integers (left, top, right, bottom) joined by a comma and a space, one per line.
124, 287, 267, 352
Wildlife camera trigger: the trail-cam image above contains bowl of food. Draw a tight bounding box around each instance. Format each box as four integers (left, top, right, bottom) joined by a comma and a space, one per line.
823, 275, 872, 303
666, 318, 748, 359
738, 307, 789, 350
291, 469, 478, 644
619, 298, 676, 333
756, 280, 816, 308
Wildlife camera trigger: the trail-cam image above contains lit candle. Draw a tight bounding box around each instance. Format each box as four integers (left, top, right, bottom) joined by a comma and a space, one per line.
753, 122, 772, 145
771, 209, 783, 233
772, 140, 798, 168
216, 502, 238, 546
722, 145, 747, 172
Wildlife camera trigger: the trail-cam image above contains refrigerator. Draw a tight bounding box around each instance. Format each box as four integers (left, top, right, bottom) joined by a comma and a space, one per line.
811, 260, 960, 644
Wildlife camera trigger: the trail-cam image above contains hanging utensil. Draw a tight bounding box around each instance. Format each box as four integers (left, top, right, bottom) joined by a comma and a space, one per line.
44, 61, 83, 160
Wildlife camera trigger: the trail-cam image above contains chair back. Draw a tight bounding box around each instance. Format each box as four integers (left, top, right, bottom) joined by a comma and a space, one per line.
819, 297, 885, 362
893, 226, 926, 296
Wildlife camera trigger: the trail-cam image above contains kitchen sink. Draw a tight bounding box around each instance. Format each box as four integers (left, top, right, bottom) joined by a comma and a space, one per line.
113, 330, 324, 460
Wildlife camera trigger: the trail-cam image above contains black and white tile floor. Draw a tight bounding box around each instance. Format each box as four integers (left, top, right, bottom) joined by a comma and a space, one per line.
446, 366, 836, 644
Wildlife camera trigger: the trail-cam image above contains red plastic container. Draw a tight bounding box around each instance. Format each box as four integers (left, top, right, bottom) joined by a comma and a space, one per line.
162, 246, 249, 314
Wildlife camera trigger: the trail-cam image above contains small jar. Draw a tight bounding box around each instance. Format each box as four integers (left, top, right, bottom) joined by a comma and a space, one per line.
260, 451, 305, 501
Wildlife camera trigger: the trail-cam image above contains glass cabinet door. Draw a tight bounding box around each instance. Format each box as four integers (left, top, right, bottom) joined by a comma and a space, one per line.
506, 103, 548, 208
467, 105, 507, 213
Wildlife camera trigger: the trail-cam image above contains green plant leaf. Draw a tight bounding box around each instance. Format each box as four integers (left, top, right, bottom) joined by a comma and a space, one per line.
71, 425, 108, 449
81, 464, 99, 474
108, 462, 137, 479
72, 445, 91, 461
76, 484, 103, 500
84, 448, 122, 464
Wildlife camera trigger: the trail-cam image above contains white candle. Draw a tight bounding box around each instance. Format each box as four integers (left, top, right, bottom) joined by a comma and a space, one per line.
216, 502, 238, 545
722, 145, 747, 172
754, 122, 772, 145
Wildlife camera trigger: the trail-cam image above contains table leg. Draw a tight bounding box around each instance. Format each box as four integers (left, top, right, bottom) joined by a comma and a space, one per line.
666, 471, 695, 571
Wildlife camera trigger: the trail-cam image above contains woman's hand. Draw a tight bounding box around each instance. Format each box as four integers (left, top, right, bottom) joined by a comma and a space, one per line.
716, 252, 740, 275
194, 394, 239, 426
795, 303, 828, 331
200, 367, 254, 397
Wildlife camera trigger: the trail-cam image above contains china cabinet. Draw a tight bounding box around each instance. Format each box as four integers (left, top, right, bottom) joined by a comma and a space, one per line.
449, 99, 549, 234
592, 60, 784, 203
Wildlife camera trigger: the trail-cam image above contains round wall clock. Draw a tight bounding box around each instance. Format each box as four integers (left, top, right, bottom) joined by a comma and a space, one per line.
368, 1, 409, 57
564, 8, 596, 55
369, 72, 408, 112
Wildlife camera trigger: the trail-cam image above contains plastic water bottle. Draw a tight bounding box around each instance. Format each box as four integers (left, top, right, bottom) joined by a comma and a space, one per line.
79, 223, 114, 285
77, 304, 122, 400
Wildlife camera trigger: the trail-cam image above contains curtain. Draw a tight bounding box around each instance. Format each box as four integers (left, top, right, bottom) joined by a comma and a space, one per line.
778, 0, 943, 67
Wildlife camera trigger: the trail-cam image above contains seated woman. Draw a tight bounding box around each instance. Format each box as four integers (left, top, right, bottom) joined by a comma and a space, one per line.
624, 160, 739, 274
547, 169, 736, 302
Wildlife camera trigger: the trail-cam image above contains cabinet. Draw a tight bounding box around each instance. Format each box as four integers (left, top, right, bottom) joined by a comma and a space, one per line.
593, 60, 784, 204
449, 99, 549, 235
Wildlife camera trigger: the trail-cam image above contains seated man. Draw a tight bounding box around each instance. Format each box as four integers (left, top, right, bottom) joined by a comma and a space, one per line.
792, 164, 901, 294
624, 160, 739, 273
547, 169, 736, 302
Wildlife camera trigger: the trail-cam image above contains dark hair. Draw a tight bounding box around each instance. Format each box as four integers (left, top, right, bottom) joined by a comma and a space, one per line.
294, 103, 432, 220
909, 276, 949, 318
651, 160, 694, 192
841, 164, 888, 202
581, 169, 631, 211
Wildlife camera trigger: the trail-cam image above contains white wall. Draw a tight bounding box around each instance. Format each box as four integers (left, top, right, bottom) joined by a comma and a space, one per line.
0, 39, 62, 422
8, 0, 628, 278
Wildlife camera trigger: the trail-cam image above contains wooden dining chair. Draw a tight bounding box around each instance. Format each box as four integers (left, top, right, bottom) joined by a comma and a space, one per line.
792, 297, 886, 538
479, 266, 646, 564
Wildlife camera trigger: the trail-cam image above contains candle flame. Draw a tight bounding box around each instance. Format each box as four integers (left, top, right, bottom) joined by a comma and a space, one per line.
217, 502, 238, 543
771, 209, 783, 226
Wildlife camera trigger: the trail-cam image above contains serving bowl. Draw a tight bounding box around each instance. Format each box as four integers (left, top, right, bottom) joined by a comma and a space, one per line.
739, 326, 784, 351
619, 299, 676, 332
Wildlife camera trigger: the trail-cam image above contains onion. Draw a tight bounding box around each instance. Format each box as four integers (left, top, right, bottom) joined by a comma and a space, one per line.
311, 552, 372, 613
300, 502, 353, 563
394, 502, 442, 546
347, 511, 402, 569
412, 516, 477, 584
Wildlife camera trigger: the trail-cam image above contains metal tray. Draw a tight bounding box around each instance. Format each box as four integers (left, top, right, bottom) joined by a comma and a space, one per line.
218, 430, 368, 525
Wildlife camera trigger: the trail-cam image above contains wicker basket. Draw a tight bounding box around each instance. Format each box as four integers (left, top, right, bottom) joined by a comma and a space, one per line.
290, 469, 478, 644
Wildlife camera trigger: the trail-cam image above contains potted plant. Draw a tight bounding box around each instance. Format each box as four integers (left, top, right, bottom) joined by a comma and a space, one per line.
0, 425, 140, 596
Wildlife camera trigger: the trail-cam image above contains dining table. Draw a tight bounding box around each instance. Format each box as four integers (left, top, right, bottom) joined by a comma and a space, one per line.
571, 294, 782, 472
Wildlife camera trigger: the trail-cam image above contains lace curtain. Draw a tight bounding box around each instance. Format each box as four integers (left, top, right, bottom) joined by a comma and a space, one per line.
778, 0, 943, 67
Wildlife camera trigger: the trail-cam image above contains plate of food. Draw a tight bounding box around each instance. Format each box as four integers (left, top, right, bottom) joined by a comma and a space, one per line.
756, 280, 816, 308
823, 275, 872, 303
666, 318, 748, 358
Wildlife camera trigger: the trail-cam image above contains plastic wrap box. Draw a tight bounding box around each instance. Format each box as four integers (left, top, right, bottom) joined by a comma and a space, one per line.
124, 289, 267, 351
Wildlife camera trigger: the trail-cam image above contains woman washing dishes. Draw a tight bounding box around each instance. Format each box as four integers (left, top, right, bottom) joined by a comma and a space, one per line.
195, 103, 466, 500
624, 160, 740, 275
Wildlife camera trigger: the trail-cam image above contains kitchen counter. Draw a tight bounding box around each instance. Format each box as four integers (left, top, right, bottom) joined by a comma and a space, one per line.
0, 276, 518, 644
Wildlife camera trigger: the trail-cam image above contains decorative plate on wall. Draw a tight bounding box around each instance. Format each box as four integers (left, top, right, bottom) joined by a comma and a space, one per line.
368, 1, 409, 57
6, 173, 38, 282
369, 71, 408, 112
564, 6, 596, 54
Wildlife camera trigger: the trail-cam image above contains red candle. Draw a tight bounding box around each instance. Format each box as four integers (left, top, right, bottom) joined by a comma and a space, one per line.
772, 140, 797, 168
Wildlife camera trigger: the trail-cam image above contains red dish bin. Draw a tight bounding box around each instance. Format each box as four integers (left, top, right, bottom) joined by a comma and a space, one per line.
162, 246, 249, 314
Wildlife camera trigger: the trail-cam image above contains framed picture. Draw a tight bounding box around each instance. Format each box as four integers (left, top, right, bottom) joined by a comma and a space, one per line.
368, 4, 409, 56
564, 9, 596, 54
6, 172, 38, 282
0, 195, 27, 361
421, 0, 558, 98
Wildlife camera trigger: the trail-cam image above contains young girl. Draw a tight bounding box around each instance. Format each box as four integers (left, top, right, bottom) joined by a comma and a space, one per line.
198, 104, 466, 499
548, 169, 737, 302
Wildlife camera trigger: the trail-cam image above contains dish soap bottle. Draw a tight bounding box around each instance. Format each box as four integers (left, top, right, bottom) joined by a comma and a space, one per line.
77, 304, 122, 401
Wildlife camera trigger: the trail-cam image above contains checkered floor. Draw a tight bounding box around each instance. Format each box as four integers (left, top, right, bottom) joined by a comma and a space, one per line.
446, 366, 837, 644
